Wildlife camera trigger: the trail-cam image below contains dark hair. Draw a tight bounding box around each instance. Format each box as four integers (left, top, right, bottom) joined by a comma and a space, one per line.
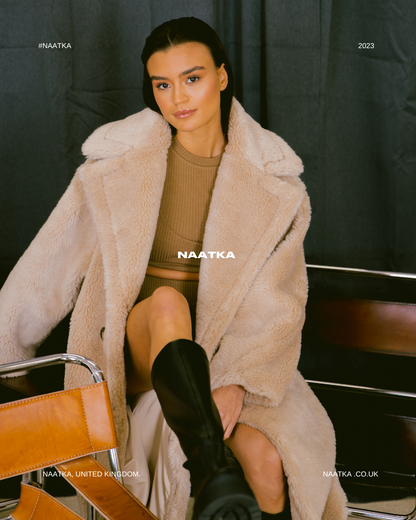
141, 17, 234, 137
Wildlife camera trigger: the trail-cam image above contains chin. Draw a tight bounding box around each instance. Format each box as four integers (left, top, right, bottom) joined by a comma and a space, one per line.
171, 119, 202, 133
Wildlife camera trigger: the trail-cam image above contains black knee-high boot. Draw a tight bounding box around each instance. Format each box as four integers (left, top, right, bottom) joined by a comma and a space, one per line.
151, 339, 261, 520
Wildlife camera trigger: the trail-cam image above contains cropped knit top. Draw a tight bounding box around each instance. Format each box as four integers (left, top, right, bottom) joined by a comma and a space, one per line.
148, 137, 223, 273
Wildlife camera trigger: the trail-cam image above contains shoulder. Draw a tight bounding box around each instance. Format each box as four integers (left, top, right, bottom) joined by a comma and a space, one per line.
81, 108, 172, 161
227, 98, 304, 179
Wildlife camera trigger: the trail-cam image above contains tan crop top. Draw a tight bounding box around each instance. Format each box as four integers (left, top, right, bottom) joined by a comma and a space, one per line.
148, 137, 223, 273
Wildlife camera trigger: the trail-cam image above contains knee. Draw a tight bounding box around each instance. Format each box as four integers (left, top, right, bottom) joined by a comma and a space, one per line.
148, 286, 190, 325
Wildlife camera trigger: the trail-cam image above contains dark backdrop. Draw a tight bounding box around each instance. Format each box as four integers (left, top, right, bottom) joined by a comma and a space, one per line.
1, 0, 416, 297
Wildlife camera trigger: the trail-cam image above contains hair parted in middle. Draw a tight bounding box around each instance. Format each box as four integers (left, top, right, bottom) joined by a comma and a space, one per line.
141, 17, 234, 137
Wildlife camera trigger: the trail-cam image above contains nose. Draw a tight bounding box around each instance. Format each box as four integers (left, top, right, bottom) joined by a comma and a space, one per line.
172, 83, 189, 107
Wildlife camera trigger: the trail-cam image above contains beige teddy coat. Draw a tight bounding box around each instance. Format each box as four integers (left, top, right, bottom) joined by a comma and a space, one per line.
0, 99, 348, 520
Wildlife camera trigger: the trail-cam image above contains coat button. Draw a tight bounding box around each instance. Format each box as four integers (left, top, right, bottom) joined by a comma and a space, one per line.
100, 327, 105, 340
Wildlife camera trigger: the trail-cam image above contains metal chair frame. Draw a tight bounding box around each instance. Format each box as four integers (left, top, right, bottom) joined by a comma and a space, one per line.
305, 264, 416, 520
0, 353, 123, 520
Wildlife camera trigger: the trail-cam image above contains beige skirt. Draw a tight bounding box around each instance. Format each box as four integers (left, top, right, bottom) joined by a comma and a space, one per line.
124, 391, 171, 519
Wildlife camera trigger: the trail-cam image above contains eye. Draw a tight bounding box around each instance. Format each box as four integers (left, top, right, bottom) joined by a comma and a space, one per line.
156, 82, 170, 90
187, 76, 199, 84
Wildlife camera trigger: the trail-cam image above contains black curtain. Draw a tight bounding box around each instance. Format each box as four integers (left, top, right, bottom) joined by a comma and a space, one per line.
1, 0, 416, 296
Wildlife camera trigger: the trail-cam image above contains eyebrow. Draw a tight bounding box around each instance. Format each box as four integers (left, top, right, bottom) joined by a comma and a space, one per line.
150, 66, 206, 81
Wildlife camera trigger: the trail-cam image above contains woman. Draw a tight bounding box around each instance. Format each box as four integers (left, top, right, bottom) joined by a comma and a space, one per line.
0, 17, 348, 520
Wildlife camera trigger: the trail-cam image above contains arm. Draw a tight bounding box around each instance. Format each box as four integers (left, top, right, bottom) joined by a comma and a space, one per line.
210, 192, 311, 410
0, 170, 97, 367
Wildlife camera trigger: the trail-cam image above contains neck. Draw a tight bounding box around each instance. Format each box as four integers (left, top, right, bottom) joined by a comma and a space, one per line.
176, 127, 226, 158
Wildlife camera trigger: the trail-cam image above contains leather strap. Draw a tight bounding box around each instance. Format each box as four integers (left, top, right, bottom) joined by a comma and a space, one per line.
10, 483, 83, 520
2, 383, 158, 519
0, 382, 118, 479
56, 455, 158, 520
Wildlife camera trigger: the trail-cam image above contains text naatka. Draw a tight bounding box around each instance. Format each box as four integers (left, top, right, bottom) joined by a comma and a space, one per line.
178, 251, 235, 259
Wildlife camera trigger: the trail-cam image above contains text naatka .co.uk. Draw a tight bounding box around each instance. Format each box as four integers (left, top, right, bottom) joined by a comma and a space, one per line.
178, 251, 235, 259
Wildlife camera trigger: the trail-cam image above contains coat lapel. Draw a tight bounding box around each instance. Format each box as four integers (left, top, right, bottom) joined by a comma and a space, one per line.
195, 100, 305, 357
196, 156, 305, 358
79, 110, 172, 309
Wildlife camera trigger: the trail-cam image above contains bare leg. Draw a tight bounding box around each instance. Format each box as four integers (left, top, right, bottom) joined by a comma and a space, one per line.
125, 286, 193, 395
225, 423, 287, 514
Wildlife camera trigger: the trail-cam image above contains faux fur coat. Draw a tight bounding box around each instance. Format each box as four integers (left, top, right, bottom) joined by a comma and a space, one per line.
0, 99, 348, 520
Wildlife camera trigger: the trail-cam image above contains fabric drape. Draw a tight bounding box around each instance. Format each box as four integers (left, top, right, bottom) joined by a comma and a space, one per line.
1, 1, 415, 287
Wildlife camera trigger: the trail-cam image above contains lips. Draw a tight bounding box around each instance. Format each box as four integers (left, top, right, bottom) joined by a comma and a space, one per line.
174, 109, 196, 119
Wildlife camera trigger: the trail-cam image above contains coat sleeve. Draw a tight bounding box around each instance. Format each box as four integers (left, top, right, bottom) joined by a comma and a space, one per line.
209, 191, 311, 408
0, 169, 97, 367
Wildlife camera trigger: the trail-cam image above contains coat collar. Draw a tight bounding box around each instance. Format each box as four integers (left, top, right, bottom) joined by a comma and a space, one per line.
80, 99, 306, 356
82, 98, 304, 177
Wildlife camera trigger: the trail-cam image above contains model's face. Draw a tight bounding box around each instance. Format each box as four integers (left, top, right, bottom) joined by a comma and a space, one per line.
147, 42, 228, 137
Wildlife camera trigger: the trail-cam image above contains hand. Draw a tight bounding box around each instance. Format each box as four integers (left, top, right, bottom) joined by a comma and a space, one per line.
212, 384, 245, 440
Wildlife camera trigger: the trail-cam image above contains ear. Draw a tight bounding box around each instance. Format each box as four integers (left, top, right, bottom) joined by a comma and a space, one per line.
218, 63, 228, 91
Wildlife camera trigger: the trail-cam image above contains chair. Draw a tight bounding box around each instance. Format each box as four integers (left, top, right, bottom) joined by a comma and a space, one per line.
0, 353, 158, 520
300, 264, 416, 520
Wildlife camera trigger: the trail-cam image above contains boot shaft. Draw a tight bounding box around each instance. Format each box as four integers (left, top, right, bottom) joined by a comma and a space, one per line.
151, 339, 224, 458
